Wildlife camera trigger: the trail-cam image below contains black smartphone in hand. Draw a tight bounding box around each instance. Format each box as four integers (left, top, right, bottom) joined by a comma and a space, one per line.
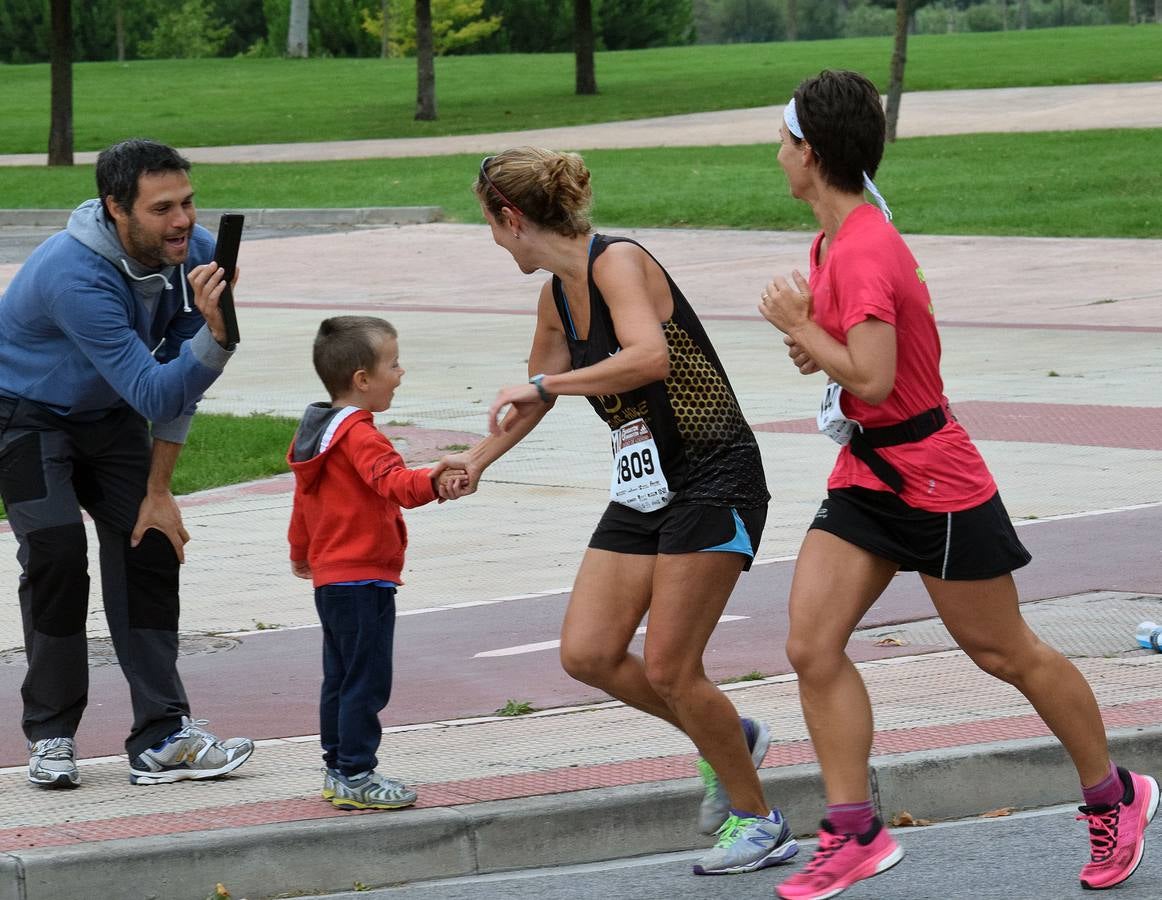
213, 213, 244, 346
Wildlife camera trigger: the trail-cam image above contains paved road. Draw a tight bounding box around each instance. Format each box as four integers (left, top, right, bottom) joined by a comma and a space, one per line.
298, 804, 1158, 900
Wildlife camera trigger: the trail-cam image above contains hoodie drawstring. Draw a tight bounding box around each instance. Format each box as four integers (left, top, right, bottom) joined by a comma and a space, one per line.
119, 259, 190, 313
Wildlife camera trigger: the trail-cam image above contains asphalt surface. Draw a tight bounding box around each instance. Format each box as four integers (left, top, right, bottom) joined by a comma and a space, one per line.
300, 804, 1157, 900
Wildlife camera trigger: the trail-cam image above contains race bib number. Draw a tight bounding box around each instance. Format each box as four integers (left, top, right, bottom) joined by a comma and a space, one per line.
817, 381, 859, 446
610, 418, 673, 512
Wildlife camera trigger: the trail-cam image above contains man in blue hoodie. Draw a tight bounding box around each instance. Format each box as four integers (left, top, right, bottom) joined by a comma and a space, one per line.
0, 139, 254, 788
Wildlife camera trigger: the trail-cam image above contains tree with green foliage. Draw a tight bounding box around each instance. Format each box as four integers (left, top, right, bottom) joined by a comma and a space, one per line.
0, 0, 50, 63
575, 0, 598, 93
138, 0, 232, 59
694, 0, 784, 43
416, 0, 437, 119
598, 0, 694, 49
477, 0, 574, 52
883, 0, 935, 140
49, 0, 73, 166
361, 0, 501, 55
288, 0, 310, 56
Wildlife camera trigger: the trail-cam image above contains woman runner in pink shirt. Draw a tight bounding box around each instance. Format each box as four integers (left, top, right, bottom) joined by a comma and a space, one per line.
759, 69, 1157, 900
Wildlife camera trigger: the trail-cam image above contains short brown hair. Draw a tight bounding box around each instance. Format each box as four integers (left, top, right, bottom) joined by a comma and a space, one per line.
792, 70, 885, 195
475, 147, 592, 237
312, 316, 397, 399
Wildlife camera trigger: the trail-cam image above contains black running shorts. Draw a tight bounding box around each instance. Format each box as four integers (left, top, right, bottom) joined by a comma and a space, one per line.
589, 501, 767, 571
808, 487, 1031, 581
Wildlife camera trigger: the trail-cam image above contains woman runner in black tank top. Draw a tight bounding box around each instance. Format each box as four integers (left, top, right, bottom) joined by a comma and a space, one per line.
440, 148, 797, 877
553, 233, 767, 510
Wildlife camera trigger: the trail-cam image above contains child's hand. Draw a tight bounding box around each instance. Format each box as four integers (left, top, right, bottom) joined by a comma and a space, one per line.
291, 559, 311, 579
437, 467, 471, 502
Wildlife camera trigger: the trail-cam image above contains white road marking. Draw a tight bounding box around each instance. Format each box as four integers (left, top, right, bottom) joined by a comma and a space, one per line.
473, 615, 750, 658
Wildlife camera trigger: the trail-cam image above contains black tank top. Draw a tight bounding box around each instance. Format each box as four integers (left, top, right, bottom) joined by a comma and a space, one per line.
551, 234, 768, 508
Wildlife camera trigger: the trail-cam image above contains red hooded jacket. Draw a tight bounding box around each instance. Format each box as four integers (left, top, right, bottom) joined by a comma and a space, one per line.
288, 404, 436, 588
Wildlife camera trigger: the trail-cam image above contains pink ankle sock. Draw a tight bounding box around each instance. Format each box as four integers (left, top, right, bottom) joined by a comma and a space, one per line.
827, 800, 875, 836
1082, 762, 1122, 809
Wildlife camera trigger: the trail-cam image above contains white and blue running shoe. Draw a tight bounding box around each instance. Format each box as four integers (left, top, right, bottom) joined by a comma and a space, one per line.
697, 717, 772, 833
693, 808, 800, 875
129, 716, 254, 785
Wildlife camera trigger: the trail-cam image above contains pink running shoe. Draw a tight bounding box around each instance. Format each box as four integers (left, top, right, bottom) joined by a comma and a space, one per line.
776, 817, 903, 900
1078, 767, 1159, 890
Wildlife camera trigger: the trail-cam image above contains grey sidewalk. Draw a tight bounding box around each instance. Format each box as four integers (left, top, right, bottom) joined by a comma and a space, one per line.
1, 82, 1160, 166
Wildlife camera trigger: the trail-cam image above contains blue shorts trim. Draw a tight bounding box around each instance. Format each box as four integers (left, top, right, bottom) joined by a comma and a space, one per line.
702, 508, 754, 559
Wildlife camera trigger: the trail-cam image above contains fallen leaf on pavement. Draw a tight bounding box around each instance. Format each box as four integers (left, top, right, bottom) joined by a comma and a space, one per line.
890, 810, 932, 827
874, 636, 906, 646
979, 807, 1016, 818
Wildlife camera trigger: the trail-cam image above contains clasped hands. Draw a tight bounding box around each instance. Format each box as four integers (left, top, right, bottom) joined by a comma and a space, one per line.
759, 270, 821, 376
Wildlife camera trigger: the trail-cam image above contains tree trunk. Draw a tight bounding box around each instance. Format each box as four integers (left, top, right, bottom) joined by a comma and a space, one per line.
48, 0, 73, 166
786, 0, 798, 41
115, 0, 125, 63
574, 0, 598, 95
1018, 0, 1029, 29
415, 0, 437, 120
381, 0, 390, 58
1156, 0, 1161, 24
885, 0, 909, 143
287, 0, 310, 58
1128, 0, 1137, 23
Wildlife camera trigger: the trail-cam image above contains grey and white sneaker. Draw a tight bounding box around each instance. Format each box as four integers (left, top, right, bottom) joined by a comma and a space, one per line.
321, 766, 339, 800
129, 717, 254, 785
330, 770, 417, 811
28, 737, 79, 788
697, 717, 772, 833
693, 808, 799, 875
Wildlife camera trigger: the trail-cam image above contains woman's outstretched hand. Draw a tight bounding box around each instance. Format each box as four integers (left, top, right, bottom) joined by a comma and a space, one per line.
487, 383, 544, 436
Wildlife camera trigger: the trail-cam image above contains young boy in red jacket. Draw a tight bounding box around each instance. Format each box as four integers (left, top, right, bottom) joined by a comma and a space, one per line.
288, 316, 464, 810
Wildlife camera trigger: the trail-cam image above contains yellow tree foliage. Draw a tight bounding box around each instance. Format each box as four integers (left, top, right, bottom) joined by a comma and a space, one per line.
362, 0, 501, 57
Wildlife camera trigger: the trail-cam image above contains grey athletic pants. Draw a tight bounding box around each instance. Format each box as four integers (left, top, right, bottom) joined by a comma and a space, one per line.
0, 397, 189, 758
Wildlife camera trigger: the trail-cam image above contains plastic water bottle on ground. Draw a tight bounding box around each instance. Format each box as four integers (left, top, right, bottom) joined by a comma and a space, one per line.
1135, 621, 1162, 652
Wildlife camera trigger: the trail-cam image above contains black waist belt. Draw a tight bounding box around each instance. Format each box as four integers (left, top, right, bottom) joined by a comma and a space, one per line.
848, 406, 947, 493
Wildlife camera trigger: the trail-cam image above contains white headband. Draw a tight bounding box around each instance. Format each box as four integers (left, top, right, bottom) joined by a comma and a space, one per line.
783, 98, 893, 222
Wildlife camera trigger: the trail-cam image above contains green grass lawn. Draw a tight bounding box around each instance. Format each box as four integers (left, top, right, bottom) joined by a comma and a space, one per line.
171, 412, 298, 495
2, 129, 1157, 238
0, 26, 1159, 153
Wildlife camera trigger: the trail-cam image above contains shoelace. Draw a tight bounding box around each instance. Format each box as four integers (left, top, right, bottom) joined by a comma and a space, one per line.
35, 737, 74, 760
177, 717, 221, 745
712, 815, 749, 848
803, 829, 849, 872
1077, 808, 1119, 861
696, 758, 720, 797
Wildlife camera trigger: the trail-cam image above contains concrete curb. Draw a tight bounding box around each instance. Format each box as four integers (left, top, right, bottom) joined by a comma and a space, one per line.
0, 207, 443, 228
3, 725, 1158, 900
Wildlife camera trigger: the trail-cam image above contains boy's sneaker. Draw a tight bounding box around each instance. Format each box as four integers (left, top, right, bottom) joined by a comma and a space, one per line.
1077, 767, 1159, 890
692, 808, 799, 875
697, 717, 772, 833
321, 766, 339, 800
330, 770, 417, 811
128, 717, 254, 785
776, 818, 903, 900
28, 737, 79, 788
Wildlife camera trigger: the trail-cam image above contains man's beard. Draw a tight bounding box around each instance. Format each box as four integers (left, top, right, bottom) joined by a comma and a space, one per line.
125, 215, 190, 268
